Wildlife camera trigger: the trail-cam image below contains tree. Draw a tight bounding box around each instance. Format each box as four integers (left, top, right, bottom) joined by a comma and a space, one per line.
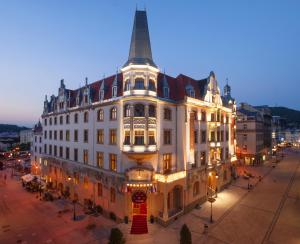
180, 224, 192, 244
108, 228, 125, 244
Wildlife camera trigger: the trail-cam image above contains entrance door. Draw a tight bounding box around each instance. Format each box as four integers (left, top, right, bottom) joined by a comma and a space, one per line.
130, 191, 148, 234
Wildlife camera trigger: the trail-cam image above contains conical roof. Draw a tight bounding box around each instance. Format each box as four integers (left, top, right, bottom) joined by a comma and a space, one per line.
123, 10, 156, 67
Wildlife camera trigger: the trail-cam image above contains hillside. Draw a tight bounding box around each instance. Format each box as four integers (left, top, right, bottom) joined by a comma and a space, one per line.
269, 107, 300, 124
0, 124, 30, 133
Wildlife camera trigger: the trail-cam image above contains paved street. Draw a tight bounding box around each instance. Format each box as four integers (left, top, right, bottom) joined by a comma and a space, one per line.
1, 148, 300, 244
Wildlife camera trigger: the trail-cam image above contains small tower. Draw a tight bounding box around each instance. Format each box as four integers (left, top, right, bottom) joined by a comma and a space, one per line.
224, 78, 231, 98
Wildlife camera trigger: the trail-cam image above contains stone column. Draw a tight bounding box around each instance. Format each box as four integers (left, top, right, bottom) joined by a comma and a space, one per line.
163, 183, 168, 221
145, 104, 149, 145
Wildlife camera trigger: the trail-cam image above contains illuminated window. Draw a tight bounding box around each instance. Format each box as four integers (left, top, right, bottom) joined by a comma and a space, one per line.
97, 129, 104, 144
148, 131, 155, 145
84, 111, 89, 123
164, 108, 172, 120
109, 154, 117, 171
163, 130, 171, 145
124, 104, 131, 117
83, 150, 88, 164
96, 152, 103, 168
201, 111, 206, 121
110, 107, 117, 120
124, 131, 130, 145
98, 183, 103, 197
226, 131, 229, 141
211, 113, 215, 122
110, 187, 116, 203
193, 181, 199, 196
84, 129, 88, 143
163, 153, 172, 173
110, 129, 117, 145
200, 151, 206, 165
134, 131, 144, 145
97, 109, 104, 121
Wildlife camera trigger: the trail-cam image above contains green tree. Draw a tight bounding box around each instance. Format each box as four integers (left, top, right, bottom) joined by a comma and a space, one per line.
108, 228, 125, 244
180, 224, 192, 244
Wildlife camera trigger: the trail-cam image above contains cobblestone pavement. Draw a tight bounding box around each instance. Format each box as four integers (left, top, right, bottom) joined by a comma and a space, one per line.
1, 148, 299, 244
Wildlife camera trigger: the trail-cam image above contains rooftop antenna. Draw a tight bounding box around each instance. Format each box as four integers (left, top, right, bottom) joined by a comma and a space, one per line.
226, 77, 229, 86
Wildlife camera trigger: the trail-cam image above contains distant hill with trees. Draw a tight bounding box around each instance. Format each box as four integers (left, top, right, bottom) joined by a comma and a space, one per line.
269, 107, 300, 126
0, 124, 30, 133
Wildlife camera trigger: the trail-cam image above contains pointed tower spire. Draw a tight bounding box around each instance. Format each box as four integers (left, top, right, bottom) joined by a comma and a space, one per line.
124, 10, 156, 67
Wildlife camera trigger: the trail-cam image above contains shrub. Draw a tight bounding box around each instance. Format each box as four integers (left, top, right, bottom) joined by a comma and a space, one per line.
108, 228, 125, 244
180, 224, 192, 244
110, 212, 117, 221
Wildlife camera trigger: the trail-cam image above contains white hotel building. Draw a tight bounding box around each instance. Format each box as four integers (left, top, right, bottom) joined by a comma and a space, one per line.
32, 10, 236, 231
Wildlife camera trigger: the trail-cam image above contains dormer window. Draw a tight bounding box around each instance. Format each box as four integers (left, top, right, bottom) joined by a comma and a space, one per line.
134, 79, 145, 90
100, 90, 104, 101
186, 85, 195, 98
84, 95, 88, 103
76, 96, 80, 106
148, 80, 156, 91
112, 86, 117, 98
124, 80, 131, 91
163, 87, 169, 98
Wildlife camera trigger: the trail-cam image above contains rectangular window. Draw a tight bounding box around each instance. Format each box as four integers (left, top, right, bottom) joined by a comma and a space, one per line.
109, 154, 117, 171
96, 152, 104, 168
217, 131, 220, 142
44, 118, 47, 126
97, 129, 104, 144
49, 145, 52, 155
193, 151, 198, 168
110, 129, 117, 145
134, 131, 144, 145
54, 117, 57, 125
66, 147, 70, 159
44, 131, 47, 139
54, 130, 57, 140
44, 144, 47, 154
221, 130, 224, 141
66, 130, 70, 141
74, 130, 78, 142
59, 130, 63, 141
210, 131, 215, 142
163, 130, 171, 145
243, 124, 247, 130
226, 115, 229, 124
74, 148, 78, 162
200, 151, 206, 165
124, 131, 130, 145
225, 148, 229, 159
201, 111, 206, 121
98, 183, 103, 197
49, 131, 52, 140
201, 130, 206, 143
84, 129, 88, 143
148, 131, 155, 145
194, 130, 198, 144
83, 149, 88, 164
163, 153, 172, 173
59, 146, 63, 157
226, 131, 229, 141
164, 108, 172, 120
54, 145, 57, 156
211, 113, 215, 122
59, 116, 63, 125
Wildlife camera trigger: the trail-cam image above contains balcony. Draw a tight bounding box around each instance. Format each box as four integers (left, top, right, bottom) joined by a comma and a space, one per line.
122, 144, 157, 162
123, 89, 157, 97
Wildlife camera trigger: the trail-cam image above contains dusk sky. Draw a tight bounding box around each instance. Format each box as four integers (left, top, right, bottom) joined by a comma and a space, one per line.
0, 0, 299, 127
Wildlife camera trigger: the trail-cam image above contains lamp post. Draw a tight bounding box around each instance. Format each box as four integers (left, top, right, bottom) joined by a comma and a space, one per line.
208, 197, 216, 223
68, 176, 76, 221
215, 174, 219, 198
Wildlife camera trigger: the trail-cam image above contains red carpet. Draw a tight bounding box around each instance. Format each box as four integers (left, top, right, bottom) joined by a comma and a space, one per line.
130, 215, 148, 234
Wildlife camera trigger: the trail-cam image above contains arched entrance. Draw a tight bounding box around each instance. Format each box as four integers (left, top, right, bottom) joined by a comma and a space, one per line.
130, 190, 148, 234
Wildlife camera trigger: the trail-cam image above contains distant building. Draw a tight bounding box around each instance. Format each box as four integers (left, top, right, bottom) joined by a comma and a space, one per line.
33, 10, 236, 228
236, 103, 272, 165
31, 121, 43, 171
272, 116, 287, 145
20, 129, 33, 144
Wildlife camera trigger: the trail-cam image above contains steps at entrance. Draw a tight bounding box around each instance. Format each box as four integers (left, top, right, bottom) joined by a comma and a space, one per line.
130, 215, 148, 234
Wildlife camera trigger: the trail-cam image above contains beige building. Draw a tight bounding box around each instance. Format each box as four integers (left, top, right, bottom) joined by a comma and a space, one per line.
32, 10, 236, 231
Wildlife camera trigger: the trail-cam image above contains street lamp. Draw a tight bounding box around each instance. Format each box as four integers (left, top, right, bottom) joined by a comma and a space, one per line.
68, 176, 76, 221
215, 174, 219, 198
208, 196, 216, 223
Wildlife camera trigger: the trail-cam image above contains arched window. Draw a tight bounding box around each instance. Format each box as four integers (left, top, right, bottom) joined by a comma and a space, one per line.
74, 113, 78, 123
193, 181, 200, 196
97, 109, 104, 121
112, 86, 117, 97
134, 104, 145, 117
148, 104, 156, 117
124, 104, 131, 117
185, 85, 195, 98
124, 80, 131, 91
66, 115, 70, 124
134, 78, 145, 90
163, 87, 169, 98
110, 187, 116, 203
148, 79, 156, 91
110, 107, 117, 120
99, 90, 104, 101
84, 111, 89, 123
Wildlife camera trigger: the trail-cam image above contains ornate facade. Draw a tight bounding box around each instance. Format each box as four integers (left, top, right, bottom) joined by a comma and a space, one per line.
32, 10, 236, 230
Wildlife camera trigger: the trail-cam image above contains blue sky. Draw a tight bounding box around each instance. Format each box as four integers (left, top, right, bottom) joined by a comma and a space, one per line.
0, 0, 299, 127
